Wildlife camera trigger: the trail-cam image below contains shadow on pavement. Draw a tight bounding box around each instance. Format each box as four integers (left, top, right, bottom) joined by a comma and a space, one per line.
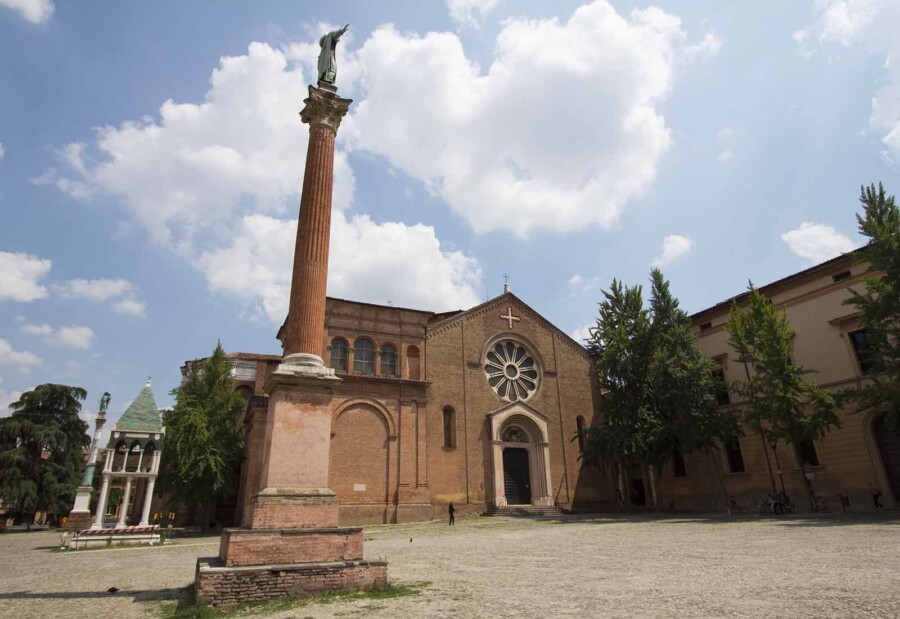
0, 587, 184, 603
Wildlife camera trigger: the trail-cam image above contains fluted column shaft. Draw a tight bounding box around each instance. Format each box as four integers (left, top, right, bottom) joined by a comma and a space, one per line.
285, 124, 336, 358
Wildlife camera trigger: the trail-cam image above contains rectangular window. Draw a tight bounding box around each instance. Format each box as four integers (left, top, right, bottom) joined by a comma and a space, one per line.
849, 329, 885, 375
699, 321, 712, 331
673, 448, 687, 477
725, 438, 745, 473
712, 368, 731, 406
442, 407, 456, 449
796, 438, 819, 467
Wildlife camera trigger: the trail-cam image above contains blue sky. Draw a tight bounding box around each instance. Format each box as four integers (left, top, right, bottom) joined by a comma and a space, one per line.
1, 0, 898, 429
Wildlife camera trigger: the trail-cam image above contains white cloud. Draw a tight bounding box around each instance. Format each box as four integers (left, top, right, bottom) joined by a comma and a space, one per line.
0, 0, 53, 24
0, 339, 41, 367
447, 0, 499, 29
716, 126, 743, 163
53, 277, 146, 317
113, 298, 146, 318
345, 1, 709, 237
685, 32, 723, 59
20, 323, 53, 336
54, 278, 134, 302
196, 212, 482, 322
569, 323, 593, 344
781, 221, 857, 264
20, 323, 95, 349
0, 380, 23, 413
54, 42, 354, 251
0, 251, 51, 302
568, 274, 583, 287
0, 142, 5, 162
795, 0, 900, 157
652, 234, 692, 267
567, 273, 599, 292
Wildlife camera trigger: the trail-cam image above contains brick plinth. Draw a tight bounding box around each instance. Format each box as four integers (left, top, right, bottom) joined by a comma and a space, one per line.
249, 497, 339, 529
219, 527, 363, 567
64, 511, 93, 530
195, 557, 387, 607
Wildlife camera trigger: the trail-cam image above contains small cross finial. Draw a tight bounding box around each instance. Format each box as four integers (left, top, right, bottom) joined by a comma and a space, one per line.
146, 376, 152, 387
503, 274, 510, 294
387, 300, 393, 307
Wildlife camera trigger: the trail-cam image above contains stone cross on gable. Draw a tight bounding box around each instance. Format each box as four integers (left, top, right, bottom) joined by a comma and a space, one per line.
500, 306, 520, 329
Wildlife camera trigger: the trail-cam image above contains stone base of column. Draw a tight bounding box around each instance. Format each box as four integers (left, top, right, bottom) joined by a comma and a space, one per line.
249, 488, 340, 529
275, 353, 339, 379
195, 557, 387, 607
64, 511, 93, 530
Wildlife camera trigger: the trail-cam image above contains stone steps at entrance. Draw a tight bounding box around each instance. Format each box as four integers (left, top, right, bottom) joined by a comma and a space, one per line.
483, 505, 562, 518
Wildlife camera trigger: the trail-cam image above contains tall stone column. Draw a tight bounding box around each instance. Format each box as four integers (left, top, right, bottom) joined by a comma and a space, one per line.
139, 476, 157, 526
197, 81, 387, 606
250, 83, 352, 529
281, 84, 352, 372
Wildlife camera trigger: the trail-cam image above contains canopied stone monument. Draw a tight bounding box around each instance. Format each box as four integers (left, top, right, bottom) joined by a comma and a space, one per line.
195, 26, 388, 606
65, 392, 110, 530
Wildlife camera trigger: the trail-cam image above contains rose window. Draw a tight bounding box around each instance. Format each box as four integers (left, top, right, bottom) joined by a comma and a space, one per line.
484, 341, 539, 401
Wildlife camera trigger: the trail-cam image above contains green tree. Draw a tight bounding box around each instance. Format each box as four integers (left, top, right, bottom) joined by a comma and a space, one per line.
581, 271, 737, 509
845, 183, 900, 428
727, 284, 840, 503
160, 342, 244, 531
0, 384, 90, 527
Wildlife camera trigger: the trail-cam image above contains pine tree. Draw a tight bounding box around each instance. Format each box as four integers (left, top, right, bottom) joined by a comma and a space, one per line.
845, 183, 900, 428
0, 384, 90, 526
581, 271, 737, 510
161, 342, 244, 530
727, 284, 840, 502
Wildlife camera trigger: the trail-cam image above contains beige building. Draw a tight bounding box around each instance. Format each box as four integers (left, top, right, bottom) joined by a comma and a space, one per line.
656, 248, 899, 512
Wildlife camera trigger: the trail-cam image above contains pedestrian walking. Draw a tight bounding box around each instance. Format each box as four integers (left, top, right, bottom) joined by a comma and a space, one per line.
448, 501, 456, 526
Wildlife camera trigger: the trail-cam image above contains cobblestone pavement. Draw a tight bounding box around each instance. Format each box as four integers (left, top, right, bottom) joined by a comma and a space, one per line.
1, 514, 898, 618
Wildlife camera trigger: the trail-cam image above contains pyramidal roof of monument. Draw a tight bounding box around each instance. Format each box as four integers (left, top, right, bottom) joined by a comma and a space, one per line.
116, 381, 162, 432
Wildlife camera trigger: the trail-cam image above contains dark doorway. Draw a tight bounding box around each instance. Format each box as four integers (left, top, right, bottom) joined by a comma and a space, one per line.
875, 412, 900, 501
630, 478, 646, 506
503, 448, 531, 505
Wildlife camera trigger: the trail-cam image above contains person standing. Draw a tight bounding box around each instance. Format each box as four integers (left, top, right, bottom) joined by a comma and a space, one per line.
448, 502, 456, 526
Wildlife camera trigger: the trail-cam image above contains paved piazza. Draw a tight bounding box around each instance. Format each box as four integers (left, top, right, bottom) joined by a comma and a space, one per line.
0, 514, 898, 618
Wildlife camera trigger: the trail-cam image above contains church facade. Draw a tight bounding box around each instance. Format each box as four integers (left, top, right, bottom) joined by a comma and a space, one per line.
220, 292, 607, 526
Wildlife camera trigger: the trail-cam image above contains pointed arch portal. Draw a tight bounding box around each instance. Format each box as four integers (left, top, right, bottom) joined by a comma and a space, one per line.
487, 402, 553, 508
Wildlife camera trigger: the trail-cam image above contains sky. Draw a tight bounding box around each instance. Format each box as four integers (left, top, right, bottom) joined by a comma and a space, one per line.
0, 0, 898, 432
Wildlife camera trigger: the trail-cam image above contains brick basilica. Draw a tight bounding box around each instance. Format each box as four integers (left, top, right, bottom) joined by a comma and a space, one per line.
218, 290, 607, 526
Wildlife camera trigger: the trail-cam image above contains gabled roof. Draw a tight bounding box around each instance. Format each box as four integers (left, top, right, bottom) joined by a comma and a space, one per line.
426, 291, 590, 359
115, 381, 162, 432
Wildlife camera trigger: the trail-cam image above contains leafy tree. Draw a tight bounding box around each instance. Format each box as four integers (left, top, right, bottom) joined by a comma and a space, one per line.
0, 384, 90, 526
727, 284, 840, 502
160, 342, 244, 531
845, 183, 900, 428
581, 271, 737, 509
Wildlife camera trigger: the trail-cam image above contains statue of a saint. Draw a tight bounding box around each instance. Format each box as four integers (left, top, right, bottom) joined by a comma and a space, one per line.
318, 24, 349, 85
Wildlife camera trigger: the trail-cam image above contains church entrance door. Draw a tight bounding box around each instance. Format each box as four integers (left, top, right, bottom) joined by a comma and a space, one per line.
503, 448, 531, 505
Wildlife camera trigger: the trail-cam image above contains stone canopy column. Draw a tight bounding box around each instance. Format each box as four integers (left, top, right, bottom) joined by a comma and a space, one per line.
281, 83, 352, 373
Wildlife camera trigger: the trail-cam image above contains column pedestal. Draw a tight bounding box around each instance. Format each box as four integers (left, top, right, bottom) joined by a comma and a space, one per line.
65, 485, 94, 530
196, 373, 387, 606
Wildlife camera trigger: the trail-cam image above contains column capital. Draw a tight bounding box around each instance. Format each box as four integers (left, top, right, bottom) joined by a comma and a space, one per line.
300, 84, 352, 133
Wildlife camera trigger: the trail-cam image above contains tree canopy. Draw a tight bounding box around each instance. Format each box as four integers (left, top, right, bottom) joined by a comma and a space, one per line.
160, 342, 244, 529
845, 182, 900, 428
727, 285, 840, 474
0, 384, 90, 525
581, 269, 737, 508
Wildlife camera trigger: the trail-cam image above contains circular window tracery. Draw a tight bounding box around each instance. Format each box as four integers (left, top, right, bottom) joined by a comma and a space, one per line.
501, 425, 528, 443
484, 340, 539, 401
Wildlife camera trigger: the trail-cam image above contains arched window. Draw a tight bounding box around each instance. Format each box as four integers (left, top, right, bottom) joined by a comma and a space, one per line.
330, 338, 348, 372
443, 406, 456, 448
143, 442, 156, 473
353, 338, 375, 374
380, 344, 397, 376
407, 345, 421, 380
576, 415, 586, 453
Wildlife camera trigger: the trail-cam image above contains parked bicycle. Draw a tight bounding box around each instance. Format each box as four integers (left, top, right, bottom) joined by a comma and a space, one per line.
757, 492, 795, 515
813, 495, 831, 513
